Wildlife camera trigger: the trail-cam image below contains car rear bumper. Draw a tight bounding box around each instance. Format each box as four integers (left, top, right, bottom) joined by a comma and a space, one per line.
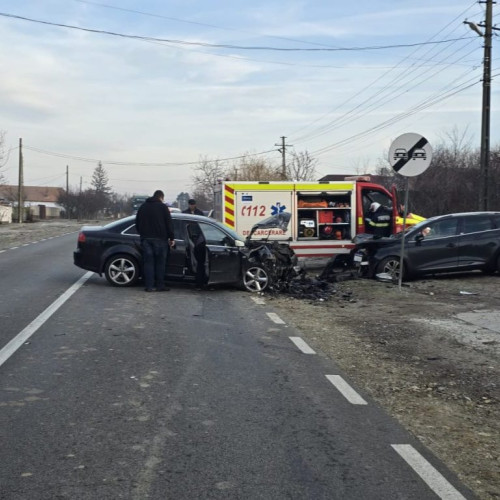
73, 250, 100, 274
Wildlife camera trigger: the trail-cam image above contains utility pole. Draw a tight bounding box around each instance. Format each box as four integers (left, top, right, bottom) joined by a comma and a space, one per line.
66, 165, 70, 219
78, 176, 82, 221
17, 138, 23, 223
275, 136, 293, 180
465, 0, 495, 210
480, 0, 493, 211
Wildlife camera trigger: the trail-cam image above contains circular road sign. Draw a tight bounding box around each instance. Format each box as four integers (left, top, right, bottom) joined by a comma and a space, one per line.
389, 133, 432, 177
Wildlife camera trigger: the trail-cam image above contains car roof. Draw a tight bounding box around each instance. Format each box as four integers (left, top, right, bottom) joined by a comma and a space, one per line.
426, 211, 500, 221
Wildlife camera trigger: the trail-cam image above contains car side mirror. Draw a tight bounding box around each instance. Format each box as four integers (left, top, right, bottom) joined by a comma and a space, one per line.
234, 239, 245, 247
415, 233, 424, 243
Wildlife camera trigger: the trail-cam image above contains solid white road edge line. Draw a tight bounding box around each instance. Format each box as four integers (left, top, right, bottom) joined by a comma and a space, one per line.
266, 312, 286, 324
325, 375, 368, 405
289, 337, 316, 354
0, 271, 93, 368
391, 444, 466, 500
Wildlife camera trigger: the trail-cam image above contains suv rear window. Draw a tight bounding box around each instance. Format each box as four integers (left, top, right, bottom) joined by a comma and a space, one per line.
462, 215, 494, 234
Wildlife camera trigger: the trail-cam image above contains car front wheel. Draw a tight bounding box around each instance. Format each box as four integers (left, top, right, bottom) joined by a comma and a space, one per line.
243, 265, 269, 292
104, 254, 140, 287
375, 256, 405, 280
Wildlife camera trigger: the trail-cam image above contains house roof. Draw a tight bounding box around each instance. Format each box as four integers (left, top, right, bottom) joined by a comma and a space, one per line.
0, 185, 64, 203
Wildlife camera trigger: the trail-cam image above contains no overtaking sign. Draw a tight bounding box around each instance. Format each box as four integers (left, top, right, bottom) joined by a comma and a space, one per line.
389, 133, 432, 177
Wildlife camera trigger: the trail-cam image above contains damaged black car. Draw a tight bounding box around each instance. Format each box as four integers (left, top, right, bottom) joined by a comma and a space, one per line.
73, 212, 299, 292
352, 211, 500, 280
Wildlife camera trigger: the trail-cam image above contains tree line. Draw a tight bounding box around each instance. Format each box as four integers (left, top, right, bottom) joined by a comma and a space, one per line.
188, 140, 500, 217
57, 162, 132, 219
374, 131, 500, 217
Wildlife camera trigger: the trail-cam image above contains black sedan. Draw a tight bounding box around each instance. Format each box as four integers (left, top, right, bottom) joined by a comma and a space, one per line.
74, 212, 298, 292
353, 211, 500, 280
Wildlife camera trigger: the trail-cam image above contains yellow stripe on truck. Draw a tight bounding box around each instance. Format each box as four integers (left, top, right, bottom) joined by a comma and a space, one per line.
225, 183, 295, 191
295, 182, 355, 191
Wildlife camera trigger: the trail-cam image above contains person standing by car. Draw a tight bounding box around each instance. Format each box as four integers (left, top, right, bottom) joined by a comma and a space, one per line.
135, 190, 175, 292
187, 223, 207, 290
364, 202, 392, 237
183, 199, 204, 216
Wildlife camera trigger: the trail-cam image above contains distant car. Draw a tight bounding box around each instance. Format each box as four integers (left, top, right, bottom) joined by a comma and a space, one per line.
353, 212, 500, 280
74, 212, 298, 292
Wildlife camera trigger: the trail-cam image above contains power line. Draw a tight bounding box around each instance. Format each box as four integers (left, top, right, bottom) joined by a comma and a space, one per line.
0, 12, 475, 52
287, 1, 481, 142
311, 78, 480, 157
72, 0, 343, 49
22, 145, 278, 166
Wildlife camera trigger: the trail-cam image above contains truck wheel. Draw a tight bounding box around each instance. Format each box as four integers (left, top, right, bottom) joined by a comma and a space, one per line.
375, 256, 404, 280
242, 265, 269, 292
104, 254, 140, 287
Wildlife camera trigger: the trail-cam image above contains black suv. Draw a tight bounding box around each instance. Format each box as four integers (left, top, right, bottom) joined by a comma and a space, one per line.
353, 211, 500, 279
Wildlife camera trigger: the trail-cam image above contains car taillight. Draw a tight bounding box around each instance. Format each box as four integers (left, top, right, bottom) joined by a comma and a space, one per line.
78, 232, 86, 243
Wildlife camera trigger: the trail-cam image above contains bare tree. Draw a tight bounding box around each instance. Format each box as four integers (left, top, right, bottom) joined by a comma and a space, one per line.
286, 150, 318, 181
226, 155, 281, 181
192, 156, 226, 206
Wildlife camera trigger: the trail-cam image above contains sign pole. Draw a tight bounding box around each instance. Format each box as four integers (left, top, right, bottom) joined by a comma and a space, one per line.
398, 178, 410, 291
388, 132, 433, 291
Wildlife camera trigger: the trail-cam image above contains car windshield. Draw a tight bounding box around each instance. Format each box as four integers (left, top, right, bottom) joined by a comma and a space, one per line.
209, 220, 245, 242
392, 218, 432, 237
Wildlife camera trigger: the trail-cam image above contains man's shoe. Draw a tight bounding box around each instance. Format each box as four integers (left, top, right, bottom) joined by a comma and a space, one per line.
156, 287, 170, 292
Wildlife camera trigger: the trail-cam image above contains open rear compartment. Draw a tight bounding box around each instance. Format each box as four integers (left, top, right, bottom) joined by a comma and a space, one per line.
296, 190, 353, 242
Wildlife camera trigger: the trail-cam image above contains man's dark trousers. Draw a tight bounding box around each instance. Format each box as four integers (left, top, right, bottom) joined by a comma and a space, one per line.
142, 238, 168, 290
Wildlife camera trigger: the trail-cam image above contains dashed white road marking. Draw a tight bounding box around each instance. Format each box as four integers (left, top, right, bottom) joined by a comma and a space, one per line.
251, 296, 266, 305
10, 246, 19, 250
22, 243, 30, 247
289, 337, 316, 354
391, 444, 467, 500
0, 271, 93, 368
325, 375, 368, 405
266, 312, 286, 325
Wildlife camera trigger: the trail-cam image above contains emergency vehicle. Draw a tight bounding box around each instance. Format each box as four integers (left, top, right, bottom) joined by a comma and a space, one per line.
213, 177, 423, 259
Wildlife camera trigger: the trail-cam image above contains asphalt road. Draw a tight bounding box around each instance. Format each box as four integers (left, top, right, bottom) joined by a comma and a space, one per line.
0, 234, 475, 499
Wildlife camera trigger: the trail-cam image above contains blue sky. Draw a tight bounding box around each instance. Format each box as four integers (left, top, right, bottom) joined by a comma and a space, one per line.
0, 0, 495, 201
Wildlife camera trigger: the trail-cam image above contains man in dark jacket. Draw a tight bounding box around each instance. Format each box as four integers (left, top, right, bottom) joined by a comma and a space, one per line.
135, 190, 175, 292
364, 202, 392, 237
183, 199, 204, 216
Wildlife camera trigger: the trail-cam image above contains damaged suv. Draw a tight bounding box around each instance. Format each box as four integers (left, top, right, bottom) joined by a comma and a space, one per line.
74, 212, 298, 292
353, 211, 500, 280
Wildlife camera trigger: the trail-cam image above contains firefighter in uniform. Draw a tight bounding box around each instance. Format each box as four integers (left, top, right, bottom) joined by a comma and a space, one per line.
364, 202, 392, 237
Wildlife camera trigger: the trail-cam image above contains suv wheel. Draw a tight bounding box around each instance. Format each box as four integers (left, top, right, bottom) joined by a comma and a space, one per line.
376, 256, 404, 280
104, 254, 140, 287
